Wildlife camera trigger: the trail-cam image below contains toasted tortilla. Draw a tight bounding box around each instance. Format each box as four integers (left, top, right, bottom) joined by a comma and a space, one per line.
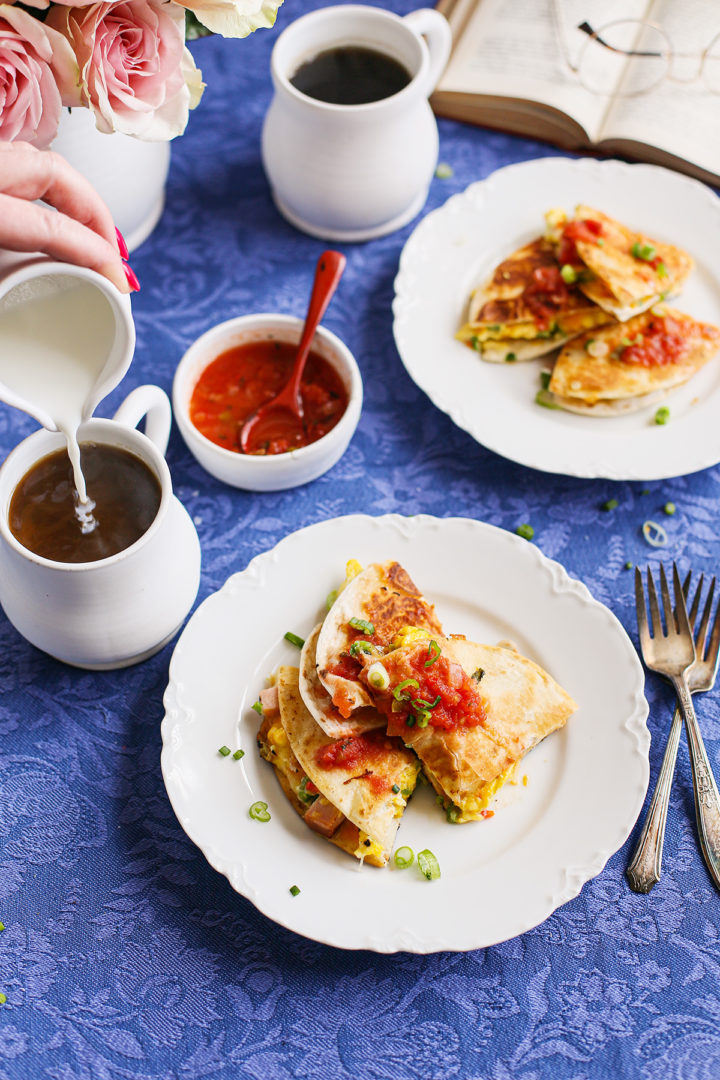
547, 306, 720, 414
272, 666, 419, 864
299, 624, 385, 738
358, 636, 577, 822
316, 561, 443, 717
456, 237, 612, 359
557, 206, 693, 321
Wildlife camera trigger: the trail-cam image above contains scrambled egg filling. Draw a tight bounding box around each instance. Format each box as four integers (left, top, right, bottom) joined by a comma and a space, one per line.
392, 624, 432, 649
261, 722, 295, 781
455, 764, 516, 822
355, 832, 384, 863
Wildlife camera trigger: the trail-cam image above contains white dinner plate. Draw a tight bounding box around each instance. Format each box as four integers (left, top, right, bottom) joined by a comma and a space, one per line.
393, 157, 720, 480
161, 514, 649, 953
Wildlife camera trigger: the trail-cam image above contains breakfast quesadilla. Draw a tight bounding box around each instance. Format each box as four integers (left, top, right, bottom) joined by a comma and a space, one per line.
354, 635, 577, 823
547, 205, 693, 322
456, 237, 613, 361
543, 306, 720, 416
316, 560, 443, 718
257, 666, 420, 865
299, 623, 385, 737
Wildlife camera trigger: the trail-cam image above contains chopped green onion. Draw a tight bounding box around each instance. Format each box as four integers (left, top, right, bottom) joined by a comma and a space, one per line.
218, 745, 231, 757
656, 262, 668, 278
394, 678, 419, 700
446, 805, 461, 824
505, 352, 517, 362
434, 162, 453, 179
0, 922, 4, 932
0, 992, 5, 1005
415, 695, 441, 708
392, 784, 400, 794
350, 640, 374, 657
251, 700, 263, 716
515, 523, 534, 541
470, 335, 481, 352
416, 710, 431, 728
405, 715, 416, 727
284, 631, 305, 649
486, 324, 501, 332
367, 661, 390, 691
540, 370, 552, 390
424, 640, 441, 667
631, 241, 656, 261
664, 502, 676, 516
584, 338, 596, 352
560, 264, 577, 284
535, 389, 560, 409
298, 777, 318, 804
625, 561, 633, 570
472, 668, 484, 682
642, 520, 667, 547
602, 499, 618, 511
289, 885, 301, 897
349, 617, 375, 635
401, 787, 412, 797
394, 846, 414, 869
417, 849, 441, 880
654, 406, 670, 425
326, 589, 338, 611
233, 749, 245, 760
620, 337, 632, 348
249, 801, 271, 822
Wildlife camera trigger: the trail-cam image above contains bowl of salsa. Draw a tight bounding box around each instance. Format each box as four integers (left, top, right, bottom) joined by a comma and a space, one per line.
172, 313, 362, 490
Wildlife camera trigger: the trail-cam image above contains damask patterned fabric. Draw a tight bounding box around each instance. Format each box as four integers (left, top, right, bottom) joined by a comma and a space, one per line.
2, 1, 720, 1077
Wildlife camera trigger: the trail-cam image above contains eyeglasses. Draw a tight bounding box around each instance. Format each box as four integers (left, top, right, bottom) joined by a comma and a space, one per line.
551, 0, 720, 98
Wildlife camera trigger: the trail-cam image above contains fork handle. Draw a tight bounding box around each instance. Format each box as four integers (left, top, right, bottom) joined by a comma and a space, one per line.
672, 675, 720, 892
627, 706, 682, 893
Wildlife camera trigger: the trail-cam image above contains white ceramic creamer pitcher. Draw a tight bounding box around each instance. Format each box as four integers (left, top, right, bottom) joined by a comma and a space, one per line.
0, 385, 201, 669
262, 5, 452, 241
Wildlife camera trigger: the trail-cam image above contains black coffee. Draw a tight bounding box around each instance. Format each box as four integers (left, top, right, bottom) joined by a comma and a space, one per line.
290, 46, 411, 105
9, 442, 162, 563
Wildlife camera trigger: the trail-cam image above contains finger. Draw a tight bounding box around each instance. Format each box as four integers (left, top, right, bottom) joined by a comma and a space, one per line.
0, 146, 120, 253
0, 193, 132, 294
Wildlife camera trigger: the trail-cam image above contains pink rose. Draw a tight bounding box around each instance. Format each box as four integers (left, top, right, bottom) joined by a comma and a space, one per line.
46, 0, 203, 140
0, 4, 79, 147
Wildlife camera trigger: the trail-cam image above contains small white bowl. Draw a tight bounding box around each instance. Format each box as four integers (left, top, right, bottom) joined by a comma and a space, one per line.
172, 314, 363, 491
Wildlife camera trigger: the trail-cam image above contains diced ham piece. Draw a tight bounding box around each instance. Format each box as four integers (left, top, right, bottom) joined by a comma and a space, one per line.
259, 685, 279, 715
303, 796, 344, 837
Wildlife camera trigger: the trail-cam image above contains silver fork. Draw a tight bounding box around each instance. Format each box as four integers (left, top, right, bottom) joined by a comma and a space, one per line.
627, 573, 720, 892
633, 563, 720, 893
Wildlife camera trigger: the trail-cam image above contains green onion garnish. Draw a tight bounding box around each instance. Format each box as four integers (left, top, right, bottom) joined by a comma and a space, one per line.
289, 885, 301, 897
656, 262, 668, 278
642, 520, 667, 547
625, 561, 633, 570
249, 801, 271, 822
349, 617, 375, 635
540, 371, 552, 390
415, 695, 441, 708
470, 335, 481, 351
326, 589, 338, 611
664, 502, 676, 516
654, 406, 670, 425
416, 710, 431, 728
394, 678, 419, 700
350, 640, 373, 657
0, 992, 5, 1005
298, 777, 318, 805
631, 242, 656, 261
535, 389, 560, 409
392, 784, 400, 794
602, 499, 618, 511
251, 700, 263, 716
405, 715, 416, 727
515, 523, 534, 541
560, 264, 577, 284
505, 352, 517, 362
472, 668, 484, 682
424, 640, 441, 667
417, 849, 441, 880
367, 661, 390, 690
233, 749, 245, 760
446, 805, 461, 823
284, 631, 305, 648
0, 922, 4, 932
434, 162, 453, 179
218, 745, 231, 757
394, 846, 414, 869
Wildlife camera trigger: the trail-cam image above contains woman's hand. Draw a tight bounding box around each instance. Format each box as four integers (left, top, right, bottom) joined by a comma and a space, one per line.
0, 140, 138, 293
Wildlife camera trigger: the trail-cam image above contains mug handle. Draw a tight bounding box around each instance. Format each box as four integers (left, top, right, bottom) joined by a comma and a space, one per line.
403, 9, 452, 97
113, 385, 172, 456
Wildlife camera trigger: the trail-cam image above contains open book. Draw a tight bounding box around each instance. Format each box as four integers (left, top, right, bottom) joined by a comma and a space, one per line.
431, 0, 720, 187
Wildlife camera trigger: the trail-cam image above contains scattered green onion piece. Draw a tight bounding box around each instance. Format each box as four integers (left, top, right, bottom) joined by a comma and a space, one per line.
560, 264, 577, 284
0, 922, 4, 932
289, 885, 301, 897
417, 849, 441, 881
664, 502, 676, 516
0, 992, 5, 1005
233, 749, 245, 760
392, 784, 400, 794
424, 640, 441, 667
540, 371, 552, 390
654, 406, 670, 425
470, 335, 481, 352
394, 846, 414, 869
642, 520, 667, 547
505, 352, 517, 363
367, 661, 390, 691
631, 242, 656, 261
249, 801, 271, 822
298, 777, 318, 804
656, 262, 668, 278
535, 389, 560, 409
251, 700, 264, 716
486, 324, 501, 332
584, 338, 596, 352
415, 695, 441, 708
349, 617, 375, 635
394, 678, 419, 700
472, 668, 484, 682
625, 561, 633, 570
435, 162, 453, 179
326, 589, 338, 611
405, 715, 416, 727
597, 238, 605, 246
284, 631, 305, 649
350, 639, 374, 657
620, 337, 632, 348
602, 499, 619, 511
446, 805, 460, 824
516, 523, 534, 541
416, 710, 431, 728
218, 745, 231, 757
640, 488, 650, 495
401, 787, 412, 797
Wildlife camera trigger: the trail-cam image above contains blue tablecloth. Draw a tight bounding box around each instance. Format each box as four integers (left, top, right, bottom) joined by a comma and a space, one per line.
3, 2, 720, 1077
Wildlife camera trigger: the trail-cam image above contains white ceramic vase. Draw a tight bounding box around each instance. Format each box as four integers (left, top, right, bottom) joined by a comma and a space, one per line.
50, 107, 171, 253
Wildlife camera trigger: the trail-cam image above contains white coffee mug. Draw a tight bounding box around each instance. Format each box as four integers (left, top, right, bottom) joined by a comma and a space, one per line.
0, 385, 201, 670
262, 4, 451, 241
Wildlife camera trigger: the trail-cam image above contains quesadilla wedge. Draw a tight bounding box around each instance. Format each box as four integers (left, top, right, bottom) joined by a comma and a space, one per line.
548, 206, 693, 322
257, 666, 420, 865
316, 561, 443, 718
299, 623, 385, 738
543, 306, 720, 416
354, 635, 577, 823
456, 236, 612, 361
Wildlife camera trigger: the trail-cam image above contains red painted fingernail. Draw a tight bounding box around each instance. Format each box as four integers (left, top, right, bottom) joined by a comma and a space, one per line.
115, 227, 129, 260
123, 262, 140, 292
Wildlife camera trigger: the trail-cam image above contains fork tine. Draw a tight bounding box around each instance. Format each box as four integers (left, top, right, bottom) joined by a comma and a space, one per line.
646, 566, 663, 637
703, 578, 720, 673
672, 562, 693, 641
635, 567, 651, 649
695, 576, 715, 659
659, 563, 675, 635
687, 572, 704, 631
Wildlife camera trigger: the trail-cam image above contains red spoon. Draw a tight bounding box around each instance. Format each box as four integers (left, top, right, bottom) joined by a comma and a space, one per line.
239, 250, 347, 453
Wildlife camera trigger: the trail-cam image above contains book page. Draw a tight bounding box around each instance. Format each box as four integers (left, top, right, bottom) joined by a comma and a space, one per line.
436, 0, 649, 141
599, 0, 720, 177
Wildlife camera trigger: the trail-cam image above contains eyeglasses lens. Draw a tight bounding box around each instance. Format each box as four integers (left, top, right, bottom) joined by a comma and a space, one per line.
578, 20, 671, 97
